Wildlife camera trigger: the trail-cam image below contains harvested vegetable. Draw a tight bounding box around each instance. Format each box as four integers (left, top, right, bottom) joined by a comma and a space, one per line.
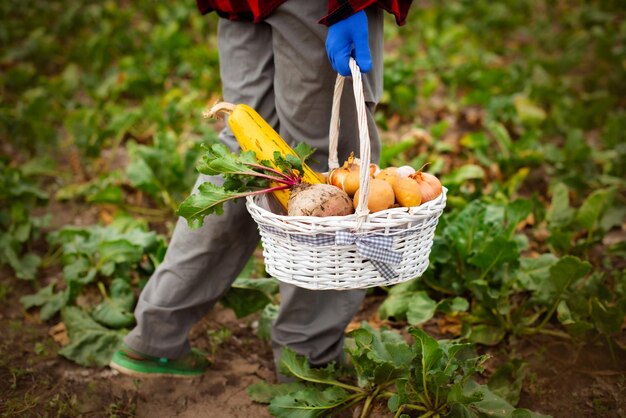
288, 183, 353, 217
206, 102, 323, 211
411, 168, 443, 203
353, 178, 395, 213
327, 153, 359, 195
177, 142, 349, 227
393, 177, 422, 207
375, 167, 399, 188
327, 154, 379, 197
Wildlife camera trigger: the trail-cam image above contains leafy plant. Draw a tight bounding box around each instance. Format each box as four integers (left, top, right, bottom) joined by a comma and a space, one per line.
58, 306, 126, 367
21, 215, 166, 321
0, 159, 49, 279
177, 141, 316, 227
248, 324, 547, 417
126, 131, 206, 212
546, 182, 623, 255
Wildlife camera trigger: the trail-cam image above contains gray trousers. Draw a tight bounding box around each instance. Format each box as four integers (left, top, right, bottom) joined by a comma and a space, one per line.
125, 0, 384, 369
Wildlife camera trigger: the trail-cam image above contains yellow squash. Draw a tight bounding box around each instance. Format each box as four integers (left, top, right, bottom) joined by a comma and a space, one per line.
205, 102, 323, 210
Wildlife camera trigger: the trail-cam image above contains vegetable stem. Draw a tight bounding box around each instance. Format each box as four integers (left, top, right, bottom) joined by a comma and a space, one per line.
403, 403, 429, 412
229, 169, 295, 185
360, 386, 381, 418
280, 365, 363, 393
520, 326, 571, 339
393, 406, 406, 418
204, 102, 236, 119
243, 162, 298, 182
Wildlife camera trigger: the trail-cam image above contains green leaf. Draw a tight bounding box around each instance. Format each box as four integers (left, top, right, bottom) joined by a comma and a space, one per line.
486, 120, 512, 158
576, 188, 615, 230
441, 164, 485, 186
63, 258, 97, 284
292, 142, 316, 163
468, 236, 519, 274
285, 154, 304, 174
20, 283, 70, 321
556, 301, 575, 326
257, 303, 279, 340
513, 95, 546, 123
91, 300, 135, 329
516, 254, 558, 292
464, 380, 551, 418
505, 199, 533, 236
447, 403, 476, 418
20, 283, 55, 310
247, 381, 309, 404
380, 139, 416, 168
91, 279, 136, 329
126, 156, 159, 196
546, 183, 574, 228
488, 359, 528, 406
437, 297, 470, 314
545, 256, 591, 300
378, 289, 436, 322
444, 201, 492, 261
277, 348, 340, 385
220, 277, 279, 318
410, 328, 442, 376
468, 324, 506, 346
59, 306, 126, 367
6, 249, 41, 280
590, 298, 624, 336
98, 240, 144, 273
176, 182, 250, 228
406, 292, 438, 325
268, 387, 351, 418
197, 144, 261, 177
347, 324, 414, 386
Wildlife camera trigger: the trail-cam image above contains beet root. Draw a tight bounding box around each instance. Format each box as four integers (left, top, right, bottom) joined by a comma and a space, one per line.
287, 183, 354, 217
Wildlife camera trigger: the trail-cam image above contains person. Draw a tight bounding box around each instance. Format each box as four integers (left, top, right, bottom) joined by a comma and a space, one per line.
109, 0, 412, 378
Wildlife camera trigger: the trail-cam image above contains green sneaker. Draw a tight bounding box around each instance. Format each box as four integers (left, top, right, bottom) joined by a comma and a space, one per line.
109, 344, 211, 378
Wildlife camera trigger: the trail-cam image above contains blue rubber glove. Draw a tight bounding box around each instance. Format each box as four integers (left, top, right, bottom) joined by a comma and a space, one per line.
325, 10, 371, 76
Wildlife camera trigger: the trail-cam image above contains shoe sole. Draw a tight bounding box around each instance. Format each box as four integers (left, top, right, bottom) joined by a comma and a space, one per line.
109, 360, 206, 379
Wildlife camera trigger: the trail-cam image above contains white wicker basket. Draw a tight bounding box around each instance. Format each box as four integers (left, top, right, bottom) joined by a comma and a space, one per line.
245, 59, 447, 290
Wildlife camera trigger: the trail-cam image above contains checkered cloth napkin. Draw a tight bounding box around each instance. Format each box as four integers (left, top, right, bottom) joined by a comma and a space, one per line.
261, 225, 403, 279
335, 231, 402, 279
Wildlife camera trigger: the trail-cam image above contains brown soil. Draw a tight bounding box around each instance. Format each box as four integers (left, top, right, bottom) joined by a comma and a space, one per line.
2, 273, 625, 418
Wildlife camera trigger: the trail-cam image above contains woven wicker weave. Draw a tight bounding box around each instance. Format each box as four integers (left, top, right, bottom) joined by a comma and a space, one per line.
245, 59, 447, 290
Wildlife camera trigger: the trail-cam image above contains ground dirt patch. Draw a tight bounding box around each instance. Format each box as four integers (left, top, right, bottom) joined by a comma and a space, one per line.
2, 273, 625, 417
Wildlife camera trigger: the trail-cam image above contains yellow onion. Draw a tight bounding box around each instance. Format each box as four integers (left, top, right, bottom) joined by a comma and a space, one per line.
375, 167, 399, 188
410, 171, 442, 203
353, 179, 395, 212
327, 153, 371, 197
327, 153, 358, 189
393, 177, 422, 207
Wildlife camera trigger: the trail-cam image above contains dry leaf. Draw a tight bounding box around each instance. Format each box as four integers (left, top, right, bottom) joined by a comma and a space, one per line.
49, 322, 70, 346
435, 315, 462, 336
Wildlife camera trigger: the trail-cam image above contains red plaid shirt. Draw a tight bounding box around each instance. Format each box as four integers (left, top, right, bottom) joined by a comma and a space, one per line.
195, 0, 412, 26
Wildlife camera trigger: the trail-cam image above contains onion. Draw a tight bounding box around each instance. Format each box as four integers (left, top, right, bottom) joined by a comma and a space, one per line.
327, 165, 353, 189
353, 179, 395, 212
375, 167, 399, 188
327, 153, 360, 195
410, 171, 442, 203
393, 177, 422, 207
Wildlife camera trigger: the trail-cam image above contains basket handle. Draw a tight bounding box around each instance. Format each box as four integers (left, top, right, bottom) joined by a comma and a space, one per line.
328, 58, 372, 228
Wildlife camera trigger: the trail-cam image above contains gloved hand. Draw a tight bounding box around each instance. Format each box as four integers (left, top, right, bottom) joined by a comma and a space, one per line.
325, 10, 371, 76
